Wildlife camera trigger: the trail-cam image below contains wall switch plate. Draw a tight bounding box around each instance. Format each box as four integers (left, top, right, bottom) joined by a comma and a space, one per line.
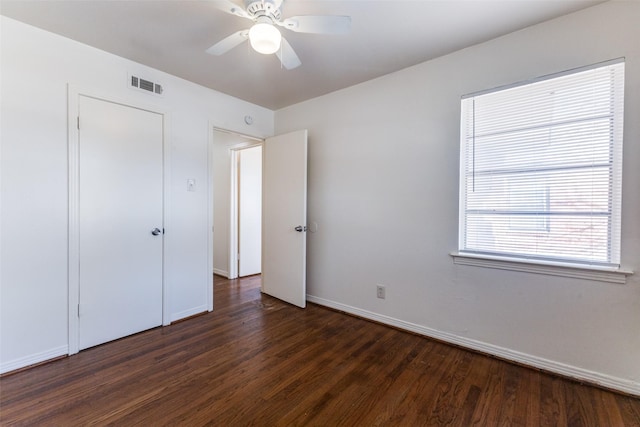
376, 284, 386, 299
187, 178, 196, 192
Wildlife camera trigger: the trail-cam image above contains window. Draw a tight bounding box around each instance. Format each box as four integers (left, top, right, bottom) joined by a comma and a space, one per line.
458, 59, 625, 269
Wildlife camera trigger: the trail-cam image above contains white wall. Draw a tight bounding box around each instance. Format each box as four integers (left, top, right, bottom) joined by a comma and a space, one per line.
212, 132, 234, 278
275, 1, 640, 395
0, 17, 273, 372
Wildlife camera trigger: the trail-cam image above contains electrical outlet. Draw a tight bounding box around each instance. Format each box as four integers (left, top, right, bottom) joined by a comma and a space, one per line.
376, 284, 386, 299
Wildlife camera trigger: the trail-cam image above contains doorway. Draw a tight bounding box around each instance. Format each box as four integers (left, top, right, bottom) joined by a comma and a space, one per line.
210, 128, 308, 309
212, 129, 263, 280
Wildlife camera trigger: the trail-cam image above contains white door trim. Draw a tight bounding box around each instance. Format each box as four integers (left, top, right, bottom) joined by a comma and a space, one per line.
229, 148, 239, 280
67, 84, 171, 355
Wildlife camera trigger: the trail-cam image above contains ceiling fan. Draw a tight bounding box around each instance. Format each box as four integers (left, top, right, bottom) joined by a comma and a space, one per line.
206, 0, 351, 70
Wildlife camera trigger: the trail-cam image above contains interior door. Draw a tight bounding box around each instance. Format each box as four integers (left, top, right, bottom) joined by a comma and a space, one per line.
78, 95, 163, 350
238, 145, 262, 277
262, 130, 308, 308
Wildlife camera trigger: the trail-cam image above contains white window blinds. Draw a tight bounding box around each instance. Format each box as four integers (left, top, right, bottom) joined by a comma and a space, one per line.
459, 60, 625, 267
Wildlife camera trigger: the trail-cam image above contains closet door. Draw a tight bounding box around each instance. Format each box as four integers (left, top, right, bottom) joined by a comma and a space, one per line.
78, 95, 163, 350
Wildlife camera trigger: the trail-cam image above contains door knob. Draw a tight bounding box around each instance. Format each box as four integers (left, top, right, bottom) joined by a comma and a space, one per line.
151, 228, 162, 236
294, 226, 307, 232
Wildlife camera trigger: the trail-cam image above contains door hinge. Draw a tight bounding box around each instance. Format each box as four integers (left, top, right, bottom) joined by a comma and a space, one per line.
77, 304, 80, 317
77, 116, 80, 130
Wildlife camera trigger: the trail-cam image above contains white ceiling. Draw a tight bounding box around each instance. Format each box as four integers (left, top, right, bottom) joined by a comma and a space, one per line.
0, 0, 604, 110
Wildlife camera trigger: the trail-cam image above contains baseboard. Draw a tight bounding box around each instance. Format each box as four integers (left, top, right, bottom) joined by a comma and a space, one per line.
306, 294, 640, 397
213, 268, 229, 278
0, 345, 68, 375
170, 305, 208, 323
3, 306, 208, 374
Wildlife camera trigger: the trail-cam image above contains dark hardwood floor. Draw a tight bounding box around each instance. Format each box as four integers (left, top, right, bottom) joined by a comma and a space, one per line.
1, 275, 638, 426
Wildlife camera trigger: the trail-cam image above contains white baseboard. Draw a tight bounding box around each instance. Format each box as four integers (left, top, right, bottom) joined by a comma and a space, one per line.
213, 268, 229, 278
170, 305, 207, 322
0, 345, 68, 375
3, 305, 208, 374
306, 294, 640, 397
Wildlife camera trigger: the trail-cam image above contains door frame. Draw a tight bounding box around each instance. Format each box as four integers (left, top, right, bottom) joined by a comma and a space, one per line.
67, 84, 171, 355
209, 127, 263, 286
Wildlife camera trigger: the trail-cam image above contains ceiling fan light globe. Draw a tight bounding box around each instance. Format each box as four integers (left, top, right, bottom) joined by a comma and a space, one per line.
249, 22, 282, 54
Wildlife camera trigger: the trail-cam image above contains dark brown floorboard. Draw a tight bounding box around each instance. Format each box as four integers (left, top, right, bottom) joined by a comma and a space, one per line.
1, 275, 638, 426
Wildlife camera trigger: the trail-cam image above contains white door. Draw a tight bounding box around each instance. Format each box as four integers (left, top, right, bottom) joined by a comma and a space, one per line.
238, 145, 262, 277
78, 95, 164, 350
262, 130, 308, 308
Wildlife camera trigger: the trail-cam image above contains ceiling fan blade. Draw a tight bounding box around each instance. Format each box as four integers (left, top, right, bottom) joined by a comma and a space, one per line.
279, 15, 351, 34
206, 30, 249, 55
211, 0, 251, 19
276, 37, 302, 70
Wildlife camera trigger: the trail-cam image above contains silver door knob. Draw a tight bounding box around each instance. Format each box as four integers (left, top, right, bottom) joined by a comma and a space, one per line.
151, 228, 162, 236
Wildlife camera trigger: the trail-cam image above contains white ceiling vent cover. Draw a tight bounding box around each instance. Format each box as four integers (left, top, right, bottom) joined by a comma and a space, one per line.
129, 74, 163, 97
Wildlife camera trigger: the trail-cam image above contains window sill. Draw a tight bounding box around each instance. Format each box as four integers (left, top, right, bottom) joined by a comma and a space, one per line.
450, 252, 633, 284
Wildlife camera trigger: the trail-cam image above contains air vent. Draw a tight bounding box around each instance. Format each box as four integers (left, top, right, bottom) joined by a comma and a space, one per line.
129, 74, 163, 97
139, 78, 154, 92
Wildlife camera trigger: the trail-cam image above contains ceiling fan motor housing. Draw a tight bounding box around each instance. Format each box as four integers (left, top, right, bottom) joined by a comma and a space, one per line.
245, 0, 282, 21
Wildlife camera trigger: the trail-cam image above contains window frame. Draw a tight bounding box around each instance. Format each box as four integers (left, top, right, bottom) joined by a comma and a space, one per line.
453, 59, 632, 283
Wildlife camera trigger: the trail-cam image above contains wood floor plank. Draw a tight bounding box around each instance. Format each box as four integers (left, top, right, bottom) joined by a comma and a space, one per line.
1, 274, 639, 426
538, 368, 569, 426
523, 368, 541, 427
